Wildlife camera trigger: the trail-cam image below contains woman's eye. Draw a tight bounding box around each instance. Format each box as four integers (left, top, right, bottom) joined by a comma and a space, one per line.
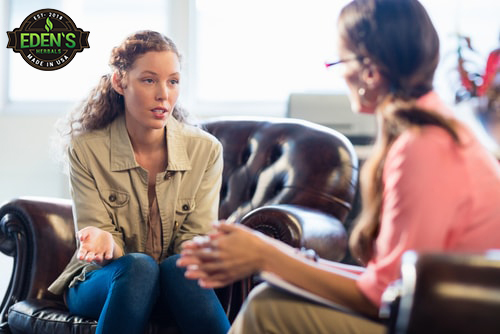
143, 78, 154, 84
169, 79, 179, 85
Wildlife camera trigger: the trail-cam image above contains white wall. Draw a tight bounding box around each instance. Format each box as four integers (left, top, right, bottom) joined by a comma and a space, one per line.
0, 113, 70, 202
0, 110, 70, 310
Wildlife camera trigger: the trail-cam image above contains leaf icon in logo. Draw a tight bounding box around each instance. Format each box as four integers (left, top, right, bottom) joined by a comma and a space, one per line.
45, 17, 53, 32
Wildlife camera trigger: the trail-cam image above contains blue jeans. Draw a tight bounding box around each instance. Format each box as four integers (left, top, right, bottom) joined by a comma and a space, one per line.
66, 253, 230, 334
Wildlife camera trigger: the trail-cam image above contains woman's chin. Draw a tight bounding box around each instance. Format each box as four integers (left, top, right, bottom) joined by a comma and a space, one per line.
347, 98, 376, 115
357, 103, 377, 115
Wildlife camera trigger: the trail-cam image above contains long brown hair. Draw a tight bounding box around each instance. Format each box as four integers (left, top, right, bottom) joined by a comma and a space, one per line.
340, 0, 461, 264
62, 30, 188, 138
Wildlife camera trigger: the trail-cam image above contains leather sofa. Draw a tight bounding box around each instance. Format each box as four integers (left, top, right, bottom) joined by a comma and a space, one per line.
0, 117, 359, 333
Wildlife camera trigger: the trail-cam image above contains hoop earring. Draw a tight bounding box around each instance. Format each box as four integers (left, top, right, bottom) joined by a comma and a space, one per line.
358, 87, 366, 96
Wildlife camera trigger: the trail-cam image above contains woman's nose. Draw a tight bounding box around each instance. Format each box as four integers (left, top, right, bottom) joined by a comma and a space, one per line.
156, 83, 169, 100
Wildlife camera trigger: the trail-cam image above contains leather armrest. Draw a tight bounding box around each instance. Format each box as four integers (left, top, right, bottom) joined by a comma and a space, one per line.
239, 204, 347, 261
385, 251, 500, 334
0, 197, 74, 325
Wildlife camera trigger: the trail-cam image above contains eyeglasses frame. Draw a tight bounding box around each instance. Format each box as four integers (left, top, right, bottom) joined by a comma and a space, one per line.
325, 56, 363, 69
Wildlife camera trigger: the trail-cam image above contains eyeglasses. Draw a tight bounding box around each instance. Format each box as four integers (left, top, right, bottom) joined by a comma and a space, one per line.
324, 56, 362, 69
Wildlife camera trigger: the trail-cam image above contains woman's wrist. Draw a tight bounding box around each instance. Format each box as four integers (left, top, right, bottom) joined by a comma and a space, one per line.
254, 232, 284, 273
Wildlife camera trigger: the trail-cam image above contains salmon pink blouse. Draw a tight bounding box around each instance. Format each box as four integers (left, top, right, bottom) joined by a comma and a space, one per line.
357, 92, 500, 307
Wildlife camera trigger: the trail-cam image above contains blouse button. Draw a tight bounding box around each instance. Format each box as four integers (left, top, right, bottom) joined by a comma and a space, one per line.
182, 204, 189, 211
108, 194, 117, 202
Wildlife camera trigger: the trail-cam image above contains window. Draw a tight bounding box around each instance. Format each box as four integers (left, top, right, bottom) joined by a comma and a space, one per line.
192, 0, 500, 109
420, 0, 500, 102
7, 0, 169, 102
194, 0, 349, 104
3, 0, 500, 114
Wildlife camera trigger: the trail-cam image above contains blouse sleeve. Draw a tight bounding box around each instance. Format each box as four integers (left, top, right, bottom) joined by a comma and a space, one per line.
357, 127, 467, 307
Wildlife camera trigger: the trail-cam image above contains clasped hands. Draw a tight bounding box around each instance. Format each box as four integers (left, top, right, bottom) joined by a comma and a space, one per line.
177, 222, 267, 289
76, 221, 267, 286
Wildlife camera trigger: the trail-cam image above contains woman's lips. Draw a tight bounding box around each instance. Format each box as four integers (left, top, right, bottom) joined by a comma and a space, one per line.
151, 107, 168, 119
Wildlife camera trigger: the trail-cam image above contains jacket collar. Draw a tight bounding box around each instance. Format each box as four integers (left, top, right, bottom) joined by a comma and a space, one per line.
110, 114, 192, 172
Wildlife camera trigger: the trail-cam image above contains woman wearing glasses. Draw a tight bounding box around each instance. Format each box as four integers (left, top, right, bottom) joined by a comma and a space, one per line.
178, 0, 500, 333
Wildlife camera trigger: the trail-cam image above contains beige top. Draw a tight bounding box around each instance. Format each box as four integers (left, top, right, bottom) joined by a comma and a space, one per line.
48, 114, 223, 295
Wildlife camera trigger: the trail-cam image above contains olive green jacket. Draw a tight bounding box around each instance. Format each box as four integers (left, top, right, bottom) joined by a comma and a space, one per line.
48, 115, 223, 295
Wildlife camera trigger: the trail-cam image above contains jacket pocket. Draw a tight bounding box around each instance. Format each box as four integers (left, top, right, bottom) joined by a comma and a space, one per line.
101, 189, 130, 208
172, 199, 196, 236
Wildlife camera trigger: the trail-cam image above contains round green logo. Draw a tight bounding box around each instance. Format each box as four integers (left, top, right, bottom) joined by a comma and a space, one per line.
7, 9, 90, 71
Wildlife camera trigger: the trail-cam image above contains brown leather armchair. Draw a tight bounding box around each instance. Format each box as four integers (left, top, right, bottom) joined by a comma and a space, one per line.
382, 251, 500, 334
0, 117, 358, 334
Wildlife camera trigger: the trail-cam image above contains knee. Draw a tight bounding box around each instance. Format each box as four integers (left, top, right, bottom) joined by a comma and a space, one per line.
159, 254, 183, 277
243, 283, 274, 314
159, 254, 201, 293
235, 284, 276, 330
113, 253, 159, 283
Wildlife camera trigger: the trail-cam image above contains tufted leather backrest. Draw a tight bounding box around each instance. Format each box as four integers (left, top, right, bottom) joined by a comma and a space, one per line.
202, 117, 359, 225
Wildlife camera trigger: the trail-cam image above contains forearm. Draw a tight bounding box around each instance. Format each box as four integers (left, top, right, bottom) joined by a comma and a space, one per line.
259, 237, 377, 317
180, 224, 377, 317
318, 258, 365, 276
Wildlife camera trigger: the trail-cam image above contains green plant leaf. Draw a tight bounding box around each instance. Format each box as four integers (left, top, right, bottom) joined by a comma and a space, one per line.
45, 17, 53, 32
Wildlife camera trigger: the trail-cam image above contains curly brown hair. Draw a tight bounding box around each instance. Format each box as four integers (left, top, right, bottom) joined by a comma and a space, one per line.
63, 30, 188, 138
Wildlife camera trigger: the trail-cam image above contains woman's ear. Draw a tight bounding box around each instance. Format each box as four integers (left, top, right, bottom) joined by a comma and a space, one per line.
361, 61, 383, 90
357, 60, 389, 111
111, 71, 125, 95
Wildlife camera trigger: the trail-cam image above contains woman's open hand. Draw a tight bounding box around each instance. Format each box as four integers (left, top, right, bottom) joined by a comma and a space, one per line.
177, 222, 270, 288
77, 226, 115, 265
